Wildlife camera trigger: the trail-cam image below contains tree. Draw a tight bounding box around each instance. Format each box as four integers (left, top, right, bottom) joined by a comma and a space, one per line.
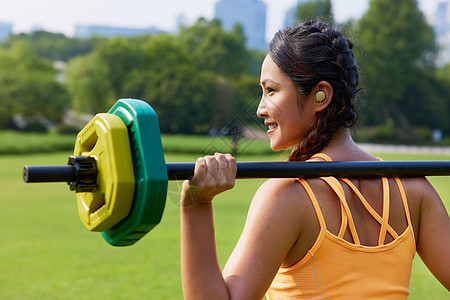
176, 18, 260, 132
122, 34, 216, 134
65, 52, 115, 114
0, 41, 68, 129
4, 31, 103, 61
230, 75, 262, 127
179, 18, 250, 78
357, 0, 436, 128
62, 20, 258, 134
295, 0, 334, 24
248, 49, 266, 77
94, 36, 142, 99
402, 69, 450, 133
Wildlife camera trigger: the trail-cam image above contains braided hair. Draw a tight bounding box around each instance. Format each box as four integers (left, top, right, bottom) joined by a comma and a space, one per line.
268, 21, 359, 161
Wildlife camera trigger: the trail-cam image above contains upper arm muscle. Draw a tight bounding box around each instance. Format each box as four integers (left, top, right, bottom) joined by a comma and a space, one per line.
222, 179, 311, 299
416, 181, 450, 290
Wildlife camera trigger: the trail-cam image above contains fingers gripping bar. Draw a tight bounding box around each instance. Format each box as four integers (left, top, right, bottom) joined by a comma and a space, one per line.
22, 99, 450, 246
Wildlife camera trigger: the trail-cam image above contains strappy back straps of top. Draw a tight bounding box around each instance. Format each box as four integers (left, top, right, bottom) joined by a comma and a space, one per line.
298, 153, 414, 246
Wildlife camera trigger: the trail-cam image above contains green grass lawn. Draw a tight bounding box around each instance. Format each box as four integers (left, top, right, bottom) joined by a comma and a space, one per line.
0, 152, 448, 299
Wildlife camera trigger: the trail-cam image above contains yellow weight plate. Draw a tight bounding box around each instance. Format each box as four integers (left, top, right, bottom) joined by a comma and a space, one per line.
73, 113, 135, 231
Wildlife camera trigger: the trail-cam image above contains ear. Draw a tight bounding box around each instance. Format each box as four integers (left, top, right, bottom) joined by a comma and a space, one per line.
311, 81, 333, 113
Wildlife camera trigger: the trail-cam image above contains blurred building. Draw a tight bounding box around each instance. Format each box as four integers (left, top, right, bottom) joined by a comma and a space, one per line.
0, 22, 13, 42
214, 0, 267, 50
434, 0, 450, 65
284, 0, 312, 28
74, 25, 163, 38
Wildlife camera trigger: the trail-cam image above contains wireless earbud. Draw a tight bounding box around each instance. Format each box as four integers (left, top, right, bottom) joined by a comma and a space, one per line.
315, 91, 326, 103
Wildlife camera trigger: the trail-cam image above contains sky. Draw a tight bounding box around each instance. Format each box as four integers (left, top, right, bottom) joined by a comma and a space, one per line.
0, 0, 444, 40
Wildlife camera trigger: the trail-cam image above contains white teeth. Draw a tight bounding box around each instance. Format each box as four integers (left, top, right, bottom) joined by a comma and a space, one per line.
268, 123, 278, 130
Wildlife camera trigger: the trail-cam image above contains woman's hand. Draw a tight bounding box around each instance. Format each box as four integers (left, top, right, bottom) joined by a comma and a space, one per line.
181, 153, 237, 206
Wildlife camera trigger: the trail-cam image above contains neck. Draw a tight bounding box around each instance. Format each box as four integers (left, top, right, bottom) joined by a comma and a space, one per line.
321, 128, 376, 161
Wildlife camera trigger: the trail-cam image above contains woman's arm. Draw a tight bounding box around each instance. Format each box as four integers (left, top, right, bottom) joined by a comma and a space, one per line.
180, 154, 236, 300
416, 179, 450, 291
222, 178, 315, 299
180, 153, 313, 299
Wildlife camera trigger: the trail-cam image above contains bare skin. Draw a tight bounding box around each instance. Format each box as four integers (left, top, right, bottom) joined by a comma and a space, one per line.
180, 55, 450, 299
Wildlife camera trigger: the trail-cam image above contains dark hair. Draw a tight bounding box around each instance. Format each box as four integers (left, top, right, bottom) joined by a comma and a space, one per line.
268, 20, 359, 161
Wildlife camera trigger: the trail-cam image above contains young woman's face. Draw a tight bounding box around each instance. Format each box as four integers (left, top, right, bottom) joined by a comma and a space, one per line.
257, 55, 316, 151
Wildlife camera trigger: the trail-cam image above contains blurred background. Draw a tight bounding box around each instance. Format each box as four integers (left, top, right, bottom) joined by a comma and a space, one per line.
1, 0, 450, 149
1, 1, 450, 299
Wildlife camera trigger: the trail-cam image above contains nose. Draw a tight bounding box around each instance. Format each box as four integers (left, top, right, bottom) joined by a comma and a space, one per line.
256, 96, 267, 119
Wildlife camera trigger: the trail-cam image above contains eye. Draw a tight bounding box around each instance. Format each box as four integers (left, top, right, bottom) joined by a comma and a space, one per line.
266, 87, 274, 95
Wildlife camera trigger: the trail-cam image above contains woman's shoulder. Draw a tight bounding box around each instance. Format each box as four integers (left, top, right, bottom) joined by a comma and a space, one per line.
248, 178, 324, 266
255, 177, 327, 200
399, 176, 441, 215
399, 176, 434, 192
250, 177, 328, 220
253, 178, 301, 207
396, 176, 437, 211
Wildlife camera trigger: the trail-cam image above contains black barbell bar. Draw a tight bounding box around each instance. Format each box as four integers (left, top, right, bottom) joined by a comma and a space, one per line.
23, 165, 75, 183
24, 158, 450, 186
167, 160, 450, 179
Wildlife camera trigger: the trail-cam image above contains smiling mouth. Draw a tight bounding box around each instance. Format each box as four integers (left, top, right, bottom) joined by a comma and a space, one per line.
266, 122, 278, 134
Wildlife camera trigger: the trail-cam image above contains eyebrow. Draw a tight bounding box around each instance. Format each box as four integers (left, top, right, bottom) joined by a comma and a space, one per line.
260, 78, 281, 86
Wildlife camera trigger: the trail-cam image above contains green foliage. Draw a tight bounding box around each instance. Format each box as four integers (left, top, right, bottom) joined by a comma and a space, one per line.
295, 0, 334, 24
0, 41, 69, 128
0, 131, 75, 154
143, 65, 216, 134
64, 20, 256, 134
177, 20, 261, 131
357, 0, 437, 129
248, 49, 266, 77
120, 34, 216, 133
161, 134, 272, 155
401, 69, 450, 132
179, 18, 250, 77
65, 52, 115, 113
229, 74, 262, 125
3, 30, 104, 61
434, 63, 450, 132
23, 121, 49, 133
54, 123, 81, 135
354, 125, 435, 145
94, 36, 142, 99
1, 11, 450, 140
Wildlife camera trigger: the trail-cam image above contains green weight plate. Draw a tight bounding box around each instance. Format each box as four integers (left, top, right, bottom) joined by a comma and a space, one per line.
102, 98, 168, 246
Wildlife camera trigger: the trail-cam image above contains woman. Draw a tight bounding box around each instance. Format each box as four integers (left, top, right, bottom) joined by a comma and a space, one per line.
180, 21, 450, 299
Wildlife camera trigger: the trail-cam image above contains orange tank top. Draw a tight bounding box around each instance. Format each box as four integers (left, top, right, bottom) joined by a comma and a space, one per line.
266, 154, 416, 300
